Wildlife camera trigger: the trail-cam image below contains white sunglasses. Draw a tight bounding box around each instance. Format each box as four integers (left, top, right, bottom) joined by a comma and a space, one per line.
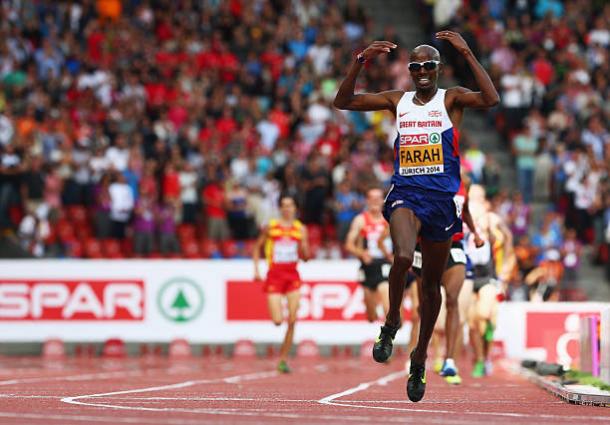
408, 60, 441, 72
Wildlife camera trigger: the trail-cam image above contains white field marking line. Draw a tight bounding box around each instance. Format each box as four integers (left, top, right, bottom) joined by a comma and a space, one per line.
318, 370, 406, 404
0, 369, 146, 386
0, 410, 478, 425
0, 394, 565, 405
61, 370, 278, 409
317, 370, 610, 422
0, 411, 222, 425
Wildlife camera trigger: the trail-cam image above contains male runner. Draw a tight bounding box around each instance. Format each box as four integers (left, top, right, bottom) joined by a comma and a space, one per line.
465, 184, 515, 377
253, 195, 310, 373
345, 187, 391, 322
334, 31, 499, 402
411, 173, 483, 384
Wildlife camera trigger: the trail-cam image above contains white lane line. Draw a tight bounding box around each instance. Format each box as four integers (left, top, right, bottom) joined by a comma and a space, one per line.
0, 369, 146, 387
317, 370, 610, 422
61, 370, 278, 409
0, 394, 567, 405
318, 371, 405, 405
0, 411, 220, 425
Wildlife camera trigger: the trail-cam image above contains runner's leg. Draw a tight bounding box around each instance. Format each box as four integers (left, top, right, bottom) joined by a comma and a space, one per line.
279, 289, 300, 361
442, 265, 466, 360
376, 282, 390, 317
412, 237, 452, 364
386, 208, 420, 327
267, 293, 283, 326
363, 287, 380, 322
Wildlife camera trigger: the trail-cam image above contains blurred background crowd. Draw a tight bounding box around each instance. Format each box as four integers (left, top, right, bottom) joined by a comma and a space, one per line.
0, 0, 608, 298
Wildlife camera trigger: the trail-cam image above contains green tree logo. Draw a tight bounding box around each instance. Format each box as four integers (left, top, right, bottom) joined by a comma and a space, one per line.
430, 133, 441, 144
158, 278, 204, 323
171, 288, 190, 322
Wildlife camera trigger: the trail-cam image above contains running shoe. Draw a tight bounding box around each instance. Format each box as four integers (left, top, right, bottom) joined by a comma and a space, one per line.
472, 360, 485, 378
406, 353, 427, 402
439, 358, 457, 377
277, 359, 291, 374
433, 358, 444, 374
445, 374, 462, 385
484, 320, 495, 342
372, 323, 399, 363
485, 359, 493, 375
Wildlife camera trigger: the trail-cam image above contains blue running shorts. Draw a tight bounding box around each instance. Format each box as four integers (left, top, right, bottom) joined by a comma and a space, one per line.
383, 185, 462, 242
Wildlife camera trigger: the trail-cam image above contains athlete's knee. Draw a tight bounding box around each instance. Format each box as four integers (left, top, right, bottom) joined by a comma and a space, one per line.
392, 253, 413, 271
445, 294, 459, 311
287, 315, 297, 326
420, 281, 441, 300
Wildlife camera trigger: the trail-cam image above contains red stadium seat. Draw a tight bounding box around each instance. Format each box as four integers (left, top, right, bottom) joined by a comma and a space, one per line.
181, 239, 201, 259
67, 205, 88, 224
200, 239, 220, 258
243, 239, 257, 257
121, 237, 134, 258
56, 220, 76, 243
64, 239, 83, 258
220, 239, 238, 258
177, 224, 197, 242
84, 238, 103, 259
102, 239, 123, 258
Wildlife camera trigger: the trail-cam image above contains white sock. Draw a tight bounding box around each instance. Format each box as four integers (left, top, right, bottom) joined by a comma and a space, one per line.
444, 358, 456, 369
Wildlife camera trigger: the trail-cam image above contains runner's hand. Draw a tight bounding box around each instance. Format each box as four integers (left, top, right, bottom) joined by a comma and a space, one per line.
435, 31, 471, 55
360, 41, 397, 61
474, 233, 484, 248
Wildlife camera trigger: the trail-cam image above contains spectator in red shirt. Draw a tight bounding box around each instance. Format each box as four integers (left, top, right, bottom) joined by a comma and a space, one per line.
531, 50, 554, 86
202, 170, 230, 241
162, 161, 180, 203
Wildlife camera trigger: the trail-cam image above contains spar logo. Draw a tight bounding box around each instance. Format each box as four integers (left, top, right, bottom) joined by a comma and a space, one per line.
157, 278, 204, 323
0, 279, 144, 320
399, 133, 429, 146
226, 280, 413, 321
429, 132, 441, 144
526, 311, 598, 366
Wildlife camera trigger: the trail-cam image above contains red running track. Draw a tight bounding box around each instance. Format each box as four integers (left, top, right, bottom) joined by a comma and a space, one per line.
0, 356, 608, 425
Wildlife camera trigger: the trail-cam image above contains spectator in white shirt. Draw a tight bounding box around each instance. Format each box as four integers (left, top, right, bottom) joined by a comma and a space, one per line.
105, 135, 130, 172
109, 173, 134, 239
179, 161, 199, 224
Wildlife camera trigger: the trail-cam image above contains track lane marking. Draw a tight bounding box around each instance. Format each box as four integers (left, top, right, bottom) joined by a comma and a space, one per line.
317, 369, 610, 422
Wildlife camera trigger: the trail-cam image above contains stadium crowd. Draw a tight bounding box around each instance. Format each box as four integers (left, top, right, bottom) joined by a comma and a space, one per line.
418, 0, 610, 286
0, 0, 608, 294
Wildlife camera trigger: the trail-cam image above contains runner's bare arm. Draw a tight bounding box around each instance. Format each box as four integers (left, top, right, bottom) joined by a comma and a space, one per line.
299, 225, 311, 261
498, 220, 517, 282
377, 226, 393, 262
462, 198, 484, 247
344, 215, 366, 259
437, 31, 499, 109
333, 41, 403, 112
253, 226, 269, 281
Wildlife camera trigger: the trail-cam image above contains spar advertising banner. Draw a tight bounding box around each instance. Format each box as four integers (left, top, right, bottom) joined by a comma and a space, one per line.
0, 259, 402, 344
496, 302, 609, 366
1, 260, 609, 362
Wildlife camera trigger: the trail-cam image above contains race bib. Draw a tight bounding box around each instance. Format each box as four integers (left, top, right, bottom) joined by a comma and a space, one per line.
450, 248, 467, 264
398, 133, 444, 176
413, 251, 423, 268
381, 263, 391, 278
453, 194, 464, 219
273, 240, 299, 263
468, 241, 491, 266
564, 253, 577, 268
